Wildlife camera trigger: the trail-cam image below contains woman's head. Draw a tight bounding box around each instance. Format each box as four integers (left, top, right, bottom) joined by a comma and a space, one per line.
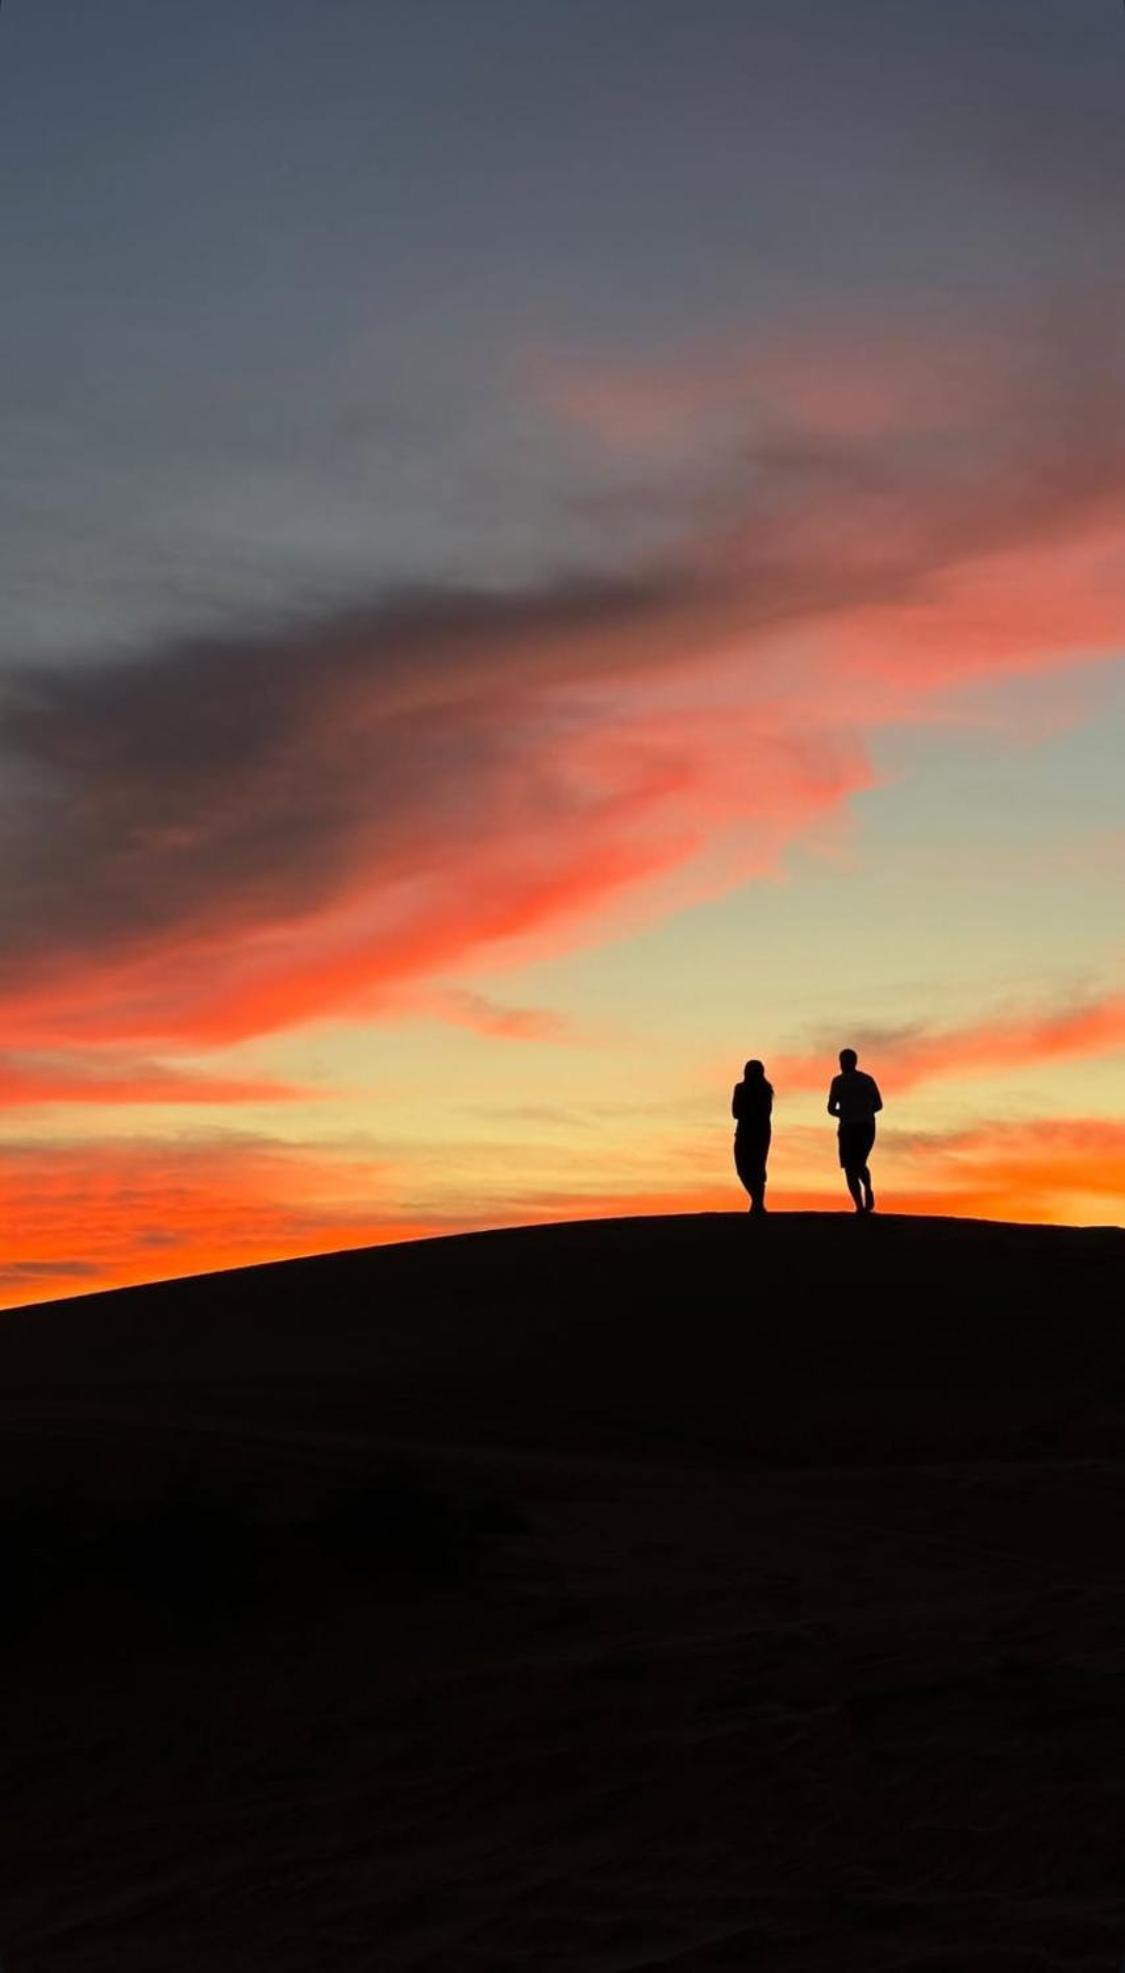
744, 1058, 765, 1079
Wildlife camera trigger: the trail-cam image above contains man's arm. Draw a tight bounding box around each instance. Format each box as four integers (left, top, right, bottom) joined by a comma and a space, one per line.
731, 1084, 742, 1120
827, 1076, 840, 1117
869, 1079, 883, 1114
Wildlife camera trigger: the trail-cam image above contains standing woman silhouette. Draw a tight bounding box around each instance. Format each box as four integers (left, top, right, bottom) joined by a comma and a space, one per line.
732, 1059, 773, 1215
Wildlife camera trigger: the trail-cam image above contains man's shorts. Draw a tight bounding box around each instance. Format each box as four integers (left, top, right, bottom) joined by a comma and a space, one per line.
838, 1119, 876, 1171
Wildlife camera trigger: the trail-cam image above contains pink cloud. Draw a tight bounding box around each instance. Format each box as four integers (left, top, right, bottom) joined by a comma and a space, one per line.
771, 990, 1125, 1096
0, 292, 1121, 1057
420, 989, 574, 1042
0, 1049, 309, 1108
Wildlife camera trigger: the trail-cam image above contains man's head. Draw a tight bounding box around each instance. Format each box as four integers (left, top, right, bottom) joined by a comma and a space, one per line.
839, 1047, 858, 1072
744, 1058, 765, 1079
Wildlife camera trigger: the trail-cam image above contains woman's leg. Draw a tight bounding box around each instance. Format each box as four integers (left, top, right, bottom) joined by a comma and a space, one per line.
753, 1124, 771, 1213
736, 1131, 769, 1212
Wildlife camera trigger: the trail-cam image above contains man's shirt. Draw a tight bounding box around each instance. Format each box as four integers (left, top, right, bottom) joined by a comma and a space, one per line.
828, 1070, 883, 1123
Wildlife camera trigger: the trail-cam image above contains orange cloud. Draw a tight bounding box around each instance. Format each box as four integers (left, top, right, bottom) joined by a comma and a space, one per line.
878, 1117, 1125, 1225
467, 1115, 1125, 1230
5, 1110, 1120, 1310
418, 989, 574, 1042
771, 990, 1125, 1096
0, 1136, 418, 1309
0, 1050, 308, 1108
1, 293, 1121, 1061
0, 673, 868, 1048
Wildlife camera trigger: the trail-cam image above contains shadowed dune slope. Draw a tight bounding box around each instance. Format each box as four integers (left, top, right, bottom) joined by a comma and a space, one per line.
3, 1212, 1124, 1460
3, 1214, 1125, 1973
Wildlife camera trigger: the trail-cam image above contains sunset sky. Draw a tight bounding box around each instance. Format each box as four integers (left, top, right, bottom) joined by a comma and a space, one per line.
2, 0, 1124, 1304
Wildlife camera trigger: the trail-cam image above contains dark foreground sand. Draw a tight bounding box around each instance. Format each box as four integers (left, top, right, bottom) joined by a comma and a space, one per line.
1, 1212, 1124, 1970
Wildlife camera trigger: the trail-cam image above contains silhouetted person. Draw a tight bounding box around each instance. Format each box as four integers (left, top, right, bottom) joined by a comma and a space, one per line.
827, 1047, 882, 1213
732, 1059, 773, 1214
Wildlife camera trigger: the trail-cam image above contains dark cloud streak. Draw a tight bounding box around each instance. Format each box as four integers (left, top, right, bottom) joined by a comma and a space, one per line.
1, 291, 1122, 1045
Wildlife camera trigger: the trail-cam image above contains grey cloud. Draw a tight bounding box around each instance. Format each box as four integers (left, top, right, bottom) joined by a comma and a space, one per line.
2, 290, 1122, 1039
810, 1022, 929, 1057
0, 1259, 101, 1282
0, 571, 680, 989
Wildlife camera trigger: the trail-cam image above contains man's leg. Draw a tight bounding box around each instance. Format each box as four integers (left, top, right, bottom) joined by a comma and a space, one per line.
845, 1166, 865, 1212
860, 1163, 875, 1213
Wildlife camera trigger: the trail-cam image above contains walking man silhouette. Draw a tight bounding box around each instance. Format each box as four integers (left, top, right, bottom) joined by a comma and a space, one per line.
827, 1048, 882, 1213
732, 1059, 773, 1215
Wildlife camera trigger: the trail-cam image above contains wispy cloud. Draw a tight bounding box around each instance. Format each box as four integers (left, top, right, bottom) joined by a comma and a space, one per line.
0, 1049, 309, 1108
435, 1114, 1125, 1230
419, 988, 574, 1043
2, 1103, 1120, 1309
772, 989, 1125, 1095
1, 291, 1122, 1062
878, 1115, 1125, 1223
0, 1133, 406, 1307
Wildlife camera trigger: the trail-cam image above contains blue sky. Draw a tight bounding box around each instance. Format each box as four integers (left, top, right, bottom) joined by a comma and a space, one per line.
4, 0, 1122, 650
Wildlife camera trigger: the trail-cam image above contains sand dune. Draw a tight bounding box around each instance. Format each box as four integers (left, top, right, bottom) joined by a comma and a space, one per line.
2, 1213, 1123, 1970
